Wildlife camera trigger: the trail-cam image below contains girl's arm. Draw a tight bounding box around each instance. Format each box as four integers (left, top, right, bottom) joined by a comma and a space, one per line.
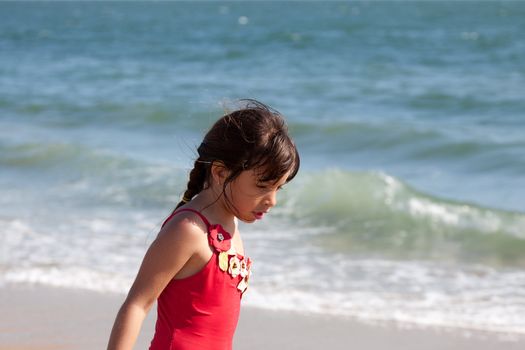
106, 216, 204, 350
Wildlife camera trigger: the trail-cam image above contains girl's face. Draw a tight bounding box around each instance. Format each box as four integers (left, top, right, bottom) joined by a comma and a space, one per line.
225, 168, 290, 223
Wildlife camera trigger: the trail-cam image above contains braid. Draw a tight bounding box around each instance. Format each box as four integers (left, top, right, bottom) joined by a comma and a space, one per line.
175, 159, 208, 209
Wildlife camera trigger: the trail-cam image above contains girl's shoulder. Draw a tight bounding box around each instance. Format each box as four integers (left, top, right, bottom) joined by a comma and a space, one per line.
123, 210, 210, 306
158, 209, 209, 243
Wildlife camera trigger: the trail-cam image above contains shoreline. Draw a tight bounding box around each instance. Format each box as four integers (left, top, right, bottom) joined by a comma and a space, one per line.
1, 283, 524, 350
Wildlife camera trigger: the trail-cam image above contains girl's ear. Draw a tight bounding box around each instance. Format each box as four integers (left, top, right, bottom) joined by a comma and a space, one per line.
210, 161, 230, 186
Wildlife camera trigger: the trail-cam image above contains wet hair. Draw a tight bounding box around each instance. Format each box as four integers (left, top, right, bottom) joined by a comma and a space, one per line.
174, 99, 300, 211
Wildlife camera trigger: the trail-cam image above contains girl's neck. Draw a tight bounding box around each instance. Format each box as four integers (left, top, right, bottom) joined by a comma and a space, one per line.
188, 188, 236, 233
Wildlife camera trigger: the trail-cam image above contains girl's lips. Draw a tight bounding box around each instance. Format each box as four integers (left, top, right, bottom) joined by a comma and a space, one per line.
253, 211, 266, 220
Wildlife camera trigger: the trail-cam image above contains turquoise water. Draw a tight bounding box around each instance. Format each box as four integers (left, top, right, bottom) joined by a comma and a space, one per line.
1, 1, 525, 337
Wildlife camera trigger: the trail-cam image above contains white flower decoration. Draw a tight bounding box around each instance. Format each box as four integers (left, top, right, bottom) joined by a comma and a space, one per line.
228, 256, 241, 277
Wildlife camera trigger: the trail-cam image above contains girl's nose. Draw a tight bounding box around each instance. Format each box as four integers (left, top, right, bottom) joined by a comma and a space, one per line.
266, 190, 277, 208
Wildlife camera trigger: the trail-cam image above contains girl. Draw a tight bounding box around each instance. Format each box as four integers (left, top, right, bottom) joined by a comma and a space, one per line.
107, 99, 300, 350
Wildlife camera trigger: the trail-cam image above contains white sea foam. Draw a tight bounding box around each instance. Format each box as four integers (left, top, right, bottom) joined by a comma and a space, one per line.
236, 222, 525, 339
243, 255, 525, 340
1, 266, 131, 294
2, 179, 525, 339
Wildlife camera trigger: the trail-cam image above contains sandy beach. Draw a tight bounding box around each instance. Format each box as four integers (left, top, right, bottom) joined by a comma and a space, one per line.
1, 284, 523, 350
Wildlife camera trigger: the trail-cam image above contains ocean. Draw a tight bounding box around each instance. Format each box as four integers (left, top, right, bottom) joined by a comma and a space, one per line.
1, 0, 524, 339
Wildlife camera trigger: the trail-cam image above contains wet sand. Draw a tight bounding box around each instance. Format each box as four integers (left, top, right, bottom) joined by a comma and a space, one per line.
1, 284, 523, 350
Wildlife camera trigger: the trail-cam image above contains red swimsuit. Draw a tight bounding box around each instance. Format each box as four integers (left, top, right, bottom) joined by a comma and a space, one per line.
148, 208, 252, 350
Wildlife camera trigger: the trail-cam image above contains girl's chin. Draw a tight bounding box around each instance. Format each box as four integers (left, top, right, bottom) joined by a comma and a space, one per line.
236, 213, 257, 223
238, 216, 256, 223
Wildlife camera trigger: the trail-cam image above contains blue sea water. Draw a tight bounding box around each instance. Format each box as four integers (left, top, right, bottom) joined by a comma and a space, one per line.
1, 1, 525, 338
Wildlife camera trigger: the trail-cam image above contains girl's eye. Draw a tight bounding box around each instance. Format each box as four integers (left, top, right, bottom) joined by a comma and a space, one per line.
257, 184, 284, 191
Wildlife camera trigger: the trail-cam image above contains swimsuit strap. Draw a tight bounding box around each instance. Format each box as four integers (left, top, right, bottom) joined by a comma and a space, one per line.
161, 208, 211, 229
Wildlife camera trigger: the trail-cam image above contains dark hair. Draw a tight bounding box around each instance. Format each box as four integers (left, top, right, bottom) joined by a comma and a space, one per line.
174, 99, 300, 211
